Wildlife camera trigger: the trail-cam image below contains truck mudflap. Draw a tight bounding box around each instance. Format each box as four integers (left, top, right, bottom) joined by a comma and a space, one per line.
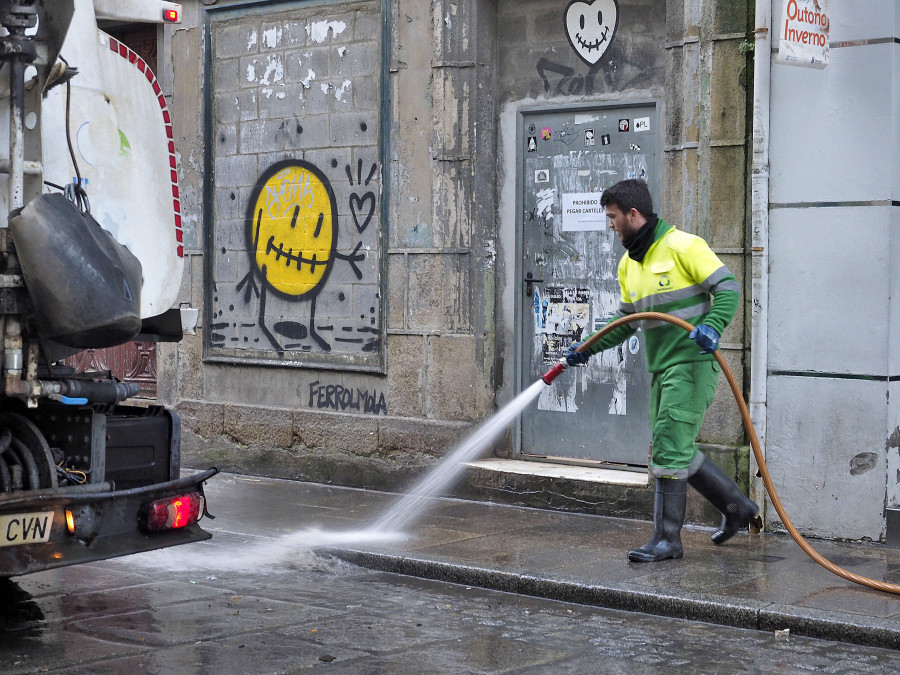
0, 468, 218, 578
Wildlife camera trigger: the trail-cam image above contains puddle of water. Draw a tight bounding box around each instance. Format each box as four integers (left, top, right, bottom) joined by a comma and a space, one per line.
118, 527, 407, 573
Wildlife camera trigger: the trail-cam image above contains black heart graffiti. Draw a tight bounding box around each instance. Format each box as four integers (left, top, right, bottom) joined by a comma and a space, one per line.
350, 191, 376, 233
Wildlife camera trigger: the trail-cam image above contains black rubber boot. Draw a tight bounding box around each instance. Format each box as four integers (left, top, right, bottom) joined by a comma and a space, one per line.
627, 477, 687, 562
688, 455, 759, 545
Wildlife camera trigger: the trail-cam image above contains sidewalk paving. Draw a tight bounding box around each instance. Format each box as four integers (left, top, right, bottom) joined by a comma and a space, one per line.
205, 473, 900, 651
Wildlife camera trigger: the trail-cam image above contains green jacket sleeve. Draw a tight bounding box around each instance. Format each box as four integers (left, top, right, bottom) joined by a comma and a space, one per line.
680, 236, 740, 335
703, 286, 739, 335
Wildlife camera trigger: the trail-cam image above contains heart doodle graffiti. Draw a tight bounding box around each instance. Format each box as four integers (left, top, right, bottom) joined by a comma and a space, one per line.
350, 192, 376, 233
564, 0, 619, 66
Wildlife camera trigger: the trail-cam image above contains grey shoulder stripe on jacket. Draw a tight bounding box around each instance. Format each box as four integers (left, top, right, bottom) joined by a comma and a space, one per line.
702, 266, 739, 292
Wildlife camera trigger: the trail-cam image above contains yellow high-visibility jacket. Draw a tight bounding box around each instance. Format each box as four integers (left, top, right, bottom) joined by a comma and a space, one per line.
586, 218, 740, 373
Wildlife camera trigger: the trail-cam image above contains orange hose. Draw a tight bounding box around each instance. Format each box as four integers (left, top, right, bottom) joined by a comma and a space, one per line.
578, 311, 900, 595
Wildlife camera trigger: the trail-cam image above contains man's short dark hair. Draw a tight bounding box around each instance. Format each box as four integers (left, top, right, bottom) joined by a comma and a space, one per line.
600, 179, 653, 217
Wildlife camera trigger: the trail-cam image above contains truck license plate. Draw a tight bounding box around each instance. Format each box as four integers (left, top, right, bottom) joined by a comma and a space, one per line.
0, 511, 54, 547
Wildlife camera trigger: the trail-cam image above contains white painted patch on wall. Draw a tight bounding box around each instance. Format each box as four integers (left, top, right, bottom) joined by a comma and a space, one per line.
246, 63, 256, 82
307, 20, 347, 43
260, 54, 284, 85
301, 69, 316, 89
337, 46, 348, 58
597, 350, 627, 415
320, 82, 331, 95
335, 80, 352, 101
538, 369, 578, 413
535, 187, 556, 223
482, 239, 496, 268
247, 29, 257, 51
263, 26, 281, 49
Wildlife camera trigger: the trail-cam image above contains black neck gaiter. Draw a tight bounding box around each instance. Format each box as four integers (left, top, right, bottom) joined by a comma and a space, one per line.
623, 213, 658, 263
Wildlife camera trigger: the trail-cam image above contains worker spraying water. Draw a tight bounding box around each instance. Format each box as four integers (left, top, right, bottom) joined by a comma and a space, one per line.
538, 181, 900, 593
370, 179, 757, 562
318, 181, 900, 593
546, 179, 758, 563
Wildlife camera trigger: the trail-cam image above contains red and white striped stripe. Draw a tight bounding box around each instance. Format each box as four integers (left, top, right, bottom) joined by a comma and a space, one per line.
108, 37, 183, 259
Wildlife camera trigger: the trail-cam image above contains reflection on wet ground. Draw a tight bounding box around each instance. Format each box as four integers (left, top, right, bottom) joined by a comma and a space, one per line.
2, 551, 900, 674
0, 578, 44, 635
1, 474, 899, 673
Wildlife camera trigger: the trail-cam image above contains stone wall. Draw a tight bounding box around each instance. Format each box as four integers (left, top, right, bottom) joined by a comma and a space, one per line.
157, 0, 752, 497
158, 0, 498, 489
494, 0, 750, 454
663, 0, 751, 447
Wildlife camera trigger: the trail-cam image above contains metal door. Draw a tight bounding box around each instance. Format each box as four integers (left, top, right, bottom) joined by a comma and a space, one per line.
517, 103, 659, 466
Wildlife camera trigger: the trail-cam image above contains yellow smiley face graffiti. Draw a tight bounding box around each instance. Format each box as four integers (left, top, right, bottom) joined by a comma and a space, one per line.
247, 160, 338, 297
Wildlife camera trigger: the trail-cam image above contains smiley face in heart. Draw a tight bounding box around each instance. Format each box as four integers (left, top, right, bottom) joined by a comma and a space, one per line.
564, 0, 619, 66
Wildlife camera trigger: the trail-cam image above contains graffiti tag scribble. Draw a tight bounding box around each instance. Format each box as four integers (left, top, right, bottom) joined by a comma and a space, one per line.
536, 57, 603, 96
308, 380, 387, 414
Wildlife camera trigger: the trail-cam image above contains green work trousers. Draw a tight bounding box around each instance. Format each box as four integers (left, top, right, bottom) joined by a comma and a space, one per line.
649, 359, 721, 478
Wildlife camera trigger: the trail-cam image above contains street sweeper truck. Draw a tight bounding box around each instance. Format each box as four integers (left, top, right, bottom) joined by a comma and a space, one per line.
0, 0, 216, 577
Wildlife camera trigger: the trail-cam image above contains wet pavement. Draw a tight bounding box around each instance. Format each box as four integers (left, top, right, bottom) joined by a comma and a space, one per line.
199, 472, 900, 650
1, 472, 899, 673
4, 540, 900, 673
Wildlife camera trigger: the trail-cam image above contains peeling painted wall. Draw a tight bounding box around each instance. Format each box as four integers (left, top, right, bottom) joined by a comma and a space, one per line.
205, 1, 384, 369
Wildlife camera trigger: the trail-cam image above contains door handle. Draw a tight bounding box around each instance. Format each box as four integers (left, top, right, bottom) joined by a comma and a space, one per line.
524, 272, 544, 297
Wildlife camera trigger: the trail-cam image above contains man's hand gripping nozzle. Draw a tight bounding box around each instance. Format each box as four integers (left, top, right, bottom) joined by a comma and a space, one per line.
542, 340, 591, 385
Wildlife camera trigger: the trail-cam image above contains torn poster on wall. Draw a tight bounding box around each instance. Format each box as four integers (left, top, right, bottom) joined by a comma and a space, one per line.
536, 286, 590, 365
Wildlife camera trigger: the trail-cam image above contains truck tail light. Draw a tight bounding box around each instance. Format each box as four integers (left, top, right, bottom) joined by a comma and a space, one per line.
145, 492, 204, 531
162, 9, 180, 23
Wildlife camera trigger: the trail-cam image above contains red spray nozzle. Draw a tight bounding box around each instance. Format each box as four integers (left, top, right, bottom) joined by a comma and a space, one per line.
541, 361, 567, 385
